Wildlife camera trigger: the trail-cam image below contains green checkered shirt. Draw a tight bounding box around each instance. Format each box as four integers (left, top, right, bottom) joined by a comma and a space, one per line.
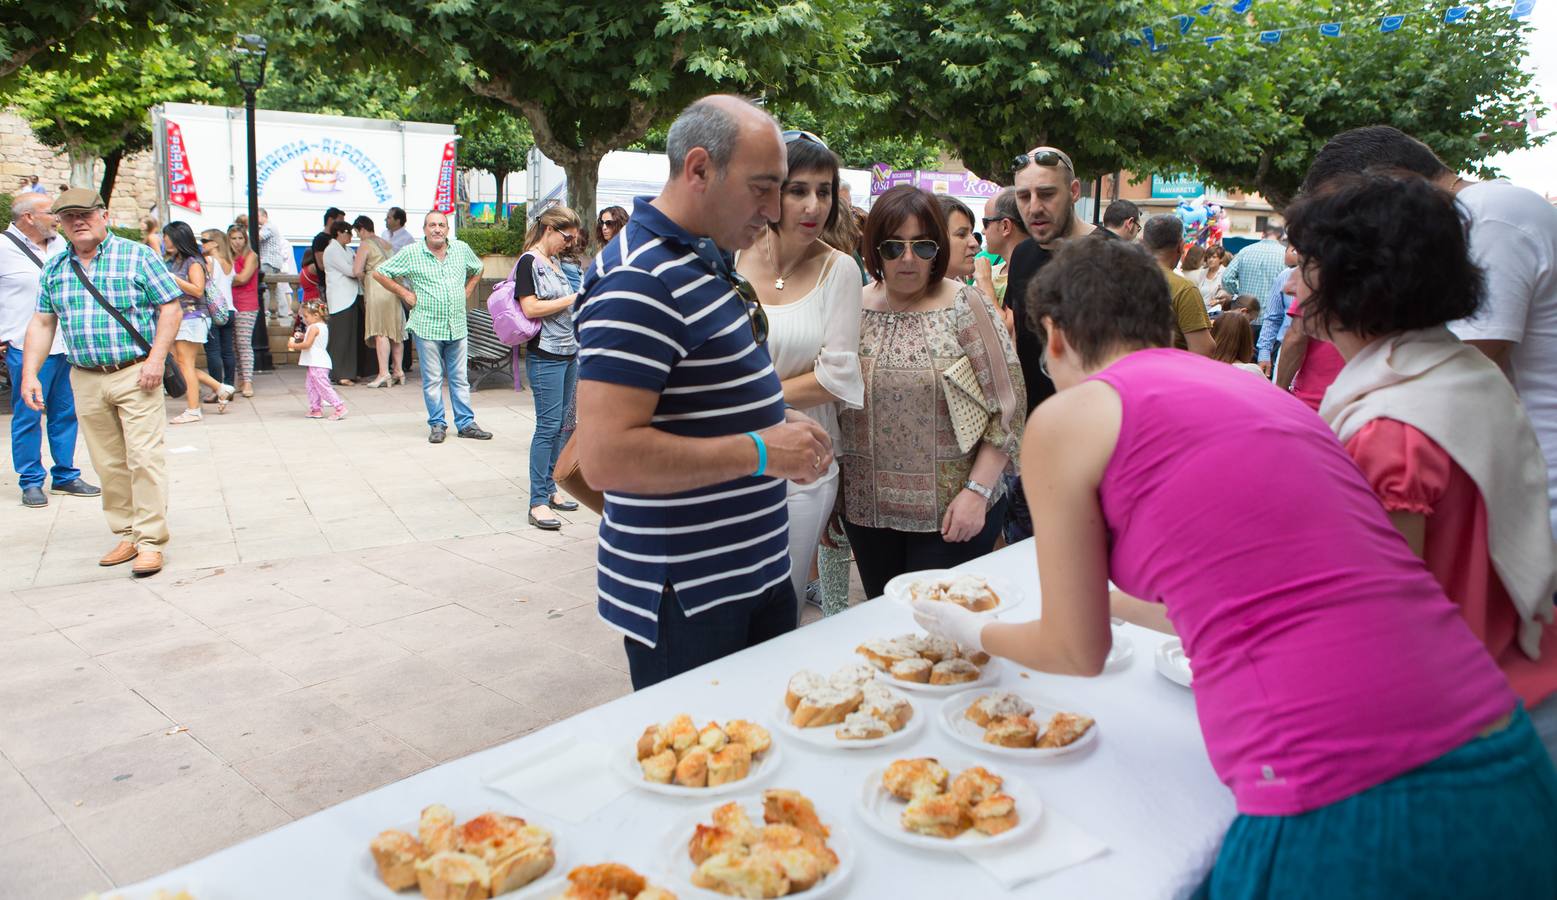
375, 238, 482, 341
35, 234, 182, 368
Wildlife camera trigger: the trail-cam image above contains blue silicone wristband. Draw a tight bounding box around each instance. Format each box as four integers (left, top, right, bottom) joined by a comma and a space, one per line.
746, 431, 767, 477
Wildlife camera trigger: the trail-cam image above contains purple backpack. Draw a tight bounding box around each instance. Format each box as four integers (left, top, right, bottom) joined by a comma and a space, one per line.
486, 258, 542, 346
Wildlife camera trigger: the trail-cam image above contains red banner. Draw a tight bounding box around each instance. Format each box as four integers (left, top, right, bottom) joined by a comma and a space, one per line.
433, 141, 457, 214
165, 121, 201, 213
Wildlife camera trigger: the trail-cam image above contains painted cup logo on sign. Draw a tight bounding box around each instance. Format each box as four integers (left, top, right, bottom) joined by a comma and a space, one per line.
300, 156, 347, 192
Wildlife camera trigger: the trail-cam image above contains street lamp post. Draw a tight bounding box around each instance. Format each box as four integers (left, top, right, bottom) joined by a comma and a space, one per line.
232, 34, 272, 372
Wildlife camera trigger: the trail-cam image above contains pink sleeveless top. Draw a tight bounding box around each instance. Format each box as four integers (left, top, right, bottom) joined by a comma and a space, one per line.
1091, 349, 1513, 816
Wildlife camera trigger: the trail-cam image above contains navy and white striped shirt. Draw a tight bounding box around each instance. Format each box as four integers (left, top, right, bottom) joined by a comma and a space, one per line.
577, 198, 790, 647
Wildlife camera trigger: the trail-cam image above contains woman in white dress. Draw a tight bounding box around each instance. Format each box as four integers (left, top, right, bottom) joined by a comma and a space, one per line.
734, 130, 864, 615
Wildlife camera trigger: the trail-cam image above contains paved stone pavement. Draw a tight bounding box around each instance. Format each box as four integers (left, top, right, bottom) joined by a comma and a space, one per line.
0, 367, 628, 899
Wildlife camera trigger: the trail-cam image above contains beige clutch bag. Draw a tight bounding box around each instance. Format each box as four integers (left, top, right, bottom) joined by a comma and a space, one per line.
941, 355, 996, 455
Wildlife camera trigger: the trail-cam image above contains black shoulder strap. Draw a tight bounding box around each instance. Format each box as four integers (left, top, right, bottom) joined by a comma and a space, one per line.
2, 231, 44, 268
69, 258, 153, 353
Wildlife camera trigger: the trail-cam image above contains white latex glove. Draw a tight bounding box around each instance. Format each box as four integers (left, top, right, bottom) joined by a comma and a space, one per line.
911, 599, 989, 654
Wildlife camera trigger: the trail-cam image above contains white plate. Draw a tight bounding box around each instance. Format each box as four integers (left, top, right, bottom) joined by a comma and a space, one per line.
935, 688, 1099, 759
869, 656, 1001, 696
884, 569, 1025, 616
355, 808, 566, 899
855, 757, 1042, 852
772, 692, 925, 751
1155, 639, 1193, 687
1106, 620, 1135, 671
612, 731, 784, 798
661, 794, 855, 899
94, 886, 209, 900
520, 871, 677, 900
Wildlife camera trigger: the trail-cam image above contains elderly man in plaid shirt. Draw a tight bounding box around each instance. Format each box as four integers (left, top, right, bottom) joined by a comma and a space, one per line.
373, 210, 493, 444
21, 189, 183, 576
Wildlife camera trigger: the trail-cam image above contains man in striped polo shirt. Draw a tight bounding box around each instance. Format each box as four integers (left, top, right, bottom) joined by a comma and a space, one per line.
575, 95, 835, 689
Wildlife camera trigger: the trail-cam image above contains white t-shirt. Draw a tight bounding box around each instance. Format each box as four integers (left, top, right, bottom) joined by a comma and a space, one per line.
1451, 179, 1557, 535
298, 322, 332, 369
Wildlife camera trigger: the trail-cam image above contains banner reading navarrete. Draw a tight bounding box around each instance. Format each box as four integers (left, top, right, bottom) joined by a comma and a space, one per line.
165, 122, 201, 213
433, 141, 457, 214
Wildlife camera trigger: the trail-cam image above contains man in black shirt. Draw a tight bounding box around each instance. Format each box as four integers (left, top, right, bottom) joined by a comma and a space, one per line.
1002, 145, 1094, 542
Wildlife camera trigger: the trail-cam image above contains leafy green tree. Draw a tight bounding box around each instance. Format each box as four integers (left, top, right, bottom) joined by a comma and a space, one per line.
10, 30, 224, 196
281, 0, 871, 225
1133, 1, 1543, 207
457, 111, 533, 219
251, 55, 433, 121
0, 0, 200, 81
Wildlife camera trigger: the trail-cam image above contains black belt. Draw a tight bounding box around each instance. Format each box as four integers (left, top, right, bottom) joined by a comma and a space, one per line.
73, 355, 147, 374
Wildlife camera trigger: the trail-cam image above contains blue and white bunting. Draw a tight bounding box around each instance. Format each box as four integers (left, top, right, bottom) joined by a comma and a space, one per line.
1137, 0, 1534, 54
1511, 0, 1536, 18
1258, 29, 1282, 43
1444, 5, 1471, 22
1197, 3, 1215, 13
1231, 0, 1254, 13
1204, 34, 1227, 45
1174, 14, 1196, 34
1319, 21, 1343, 36
1380, 13, 1406, 31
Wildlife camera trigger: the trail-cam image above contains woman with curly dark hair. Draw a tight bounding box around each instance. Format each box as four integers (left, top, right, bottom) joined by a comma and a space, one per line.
1287, 171, 1557, 764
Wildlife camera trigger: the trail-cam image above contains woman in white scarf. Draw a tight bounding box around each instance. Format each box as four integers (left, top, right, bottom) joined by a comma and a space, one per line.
1286, 171, 1557, 762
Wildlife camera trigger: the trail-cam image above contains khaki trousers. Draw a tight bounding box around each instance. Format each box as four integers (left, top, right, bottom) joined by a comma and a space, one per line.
69, 365, 170, 549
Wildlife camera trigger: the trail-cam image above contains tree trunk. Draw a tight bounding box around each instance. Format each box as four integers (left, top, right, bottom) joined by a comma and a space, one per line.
494, 168, 508, 218
562, 155, 604, 231
67, 149, 97, 189
99, 147, 124, 205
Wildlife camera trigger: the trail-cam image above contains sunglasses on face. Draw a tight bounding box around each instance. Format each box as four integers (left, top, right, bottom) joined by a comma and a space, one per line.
1011, 147, 1076, 174
981, 216, 1012, 228
877, 239, 939, 261
781, 129, 829, 149
599, 218, 616, 228
730, 272, 769, 345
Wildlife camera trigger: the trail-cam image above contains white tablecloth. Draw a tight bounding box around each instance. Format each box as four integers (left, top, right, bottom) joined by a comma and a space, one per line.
122, 539, 1235, 899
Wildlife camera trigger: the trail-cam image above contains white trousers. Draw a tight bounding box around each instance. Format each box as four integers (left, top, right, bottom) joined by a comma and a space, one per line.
786, 473, 838, 615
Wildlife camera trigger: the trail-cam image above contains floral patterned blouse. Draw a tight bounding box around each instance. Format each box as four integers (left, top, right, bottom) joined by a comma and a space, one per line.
840, 285, 1026, 532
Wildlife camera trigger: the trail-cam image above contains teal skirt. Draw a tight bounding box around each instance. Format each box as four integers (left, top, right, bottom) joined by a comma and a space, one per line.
1196, 705, 1557, 900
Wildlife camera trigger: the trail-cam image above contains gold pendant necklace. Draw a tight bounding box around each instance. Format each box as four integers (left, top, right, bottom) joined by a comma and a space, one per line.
766, 231, 801, 291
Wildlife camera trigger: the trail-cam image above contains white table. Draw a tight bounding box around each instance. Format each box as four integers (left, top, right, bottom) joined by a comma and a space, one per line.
122, 539, 1235, 899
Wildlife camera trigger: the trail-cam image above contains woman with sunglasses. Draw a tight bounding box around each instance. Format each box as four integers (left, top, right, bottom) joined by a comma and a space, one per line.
733, 130, 864, 615
594, 206, 628, 255
517, 205, 585, 531
935, 194, 982, 283
838, 185, 1026, 599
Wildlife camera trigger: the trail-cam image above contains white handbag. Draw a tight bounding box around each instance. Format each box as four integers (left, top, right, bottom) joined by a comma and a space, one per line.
940, 287, 1018, 454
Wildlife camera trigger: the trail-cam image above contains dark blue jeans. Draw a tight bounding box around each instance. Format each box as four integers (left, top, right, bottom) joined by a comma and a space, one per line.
204, 318, 236, 385
525, 353, 577, 507
624, 581, 798, 690
6, 346, 80, 490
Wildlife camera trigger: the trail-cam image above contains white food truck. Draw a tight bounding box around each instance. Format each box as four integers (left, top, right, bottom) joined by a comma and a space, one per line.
150, 102, 459, 264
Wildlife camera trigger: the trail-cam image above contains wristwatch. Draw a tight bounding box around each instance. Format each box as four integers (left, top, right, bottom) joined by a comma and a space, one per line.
964, 479, 994, 502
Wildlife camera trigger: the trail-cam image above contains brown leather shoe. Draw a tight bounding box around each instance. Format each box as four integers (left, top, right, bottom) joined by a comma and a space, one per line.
99, 541, 137, 567
131, 550, 163, 577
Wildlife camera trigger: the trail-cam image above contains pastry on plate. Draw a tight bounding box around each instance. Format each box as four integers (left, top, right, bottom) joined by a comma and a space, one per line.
420, 803, 459, 855
882, 758, 949, 801
756, 823, 838, 873
713, 801, 761, 844
725, 719, 772, 755
790, 686, 862, 728
699, 722, 729, 754
918, 635, 960, 663
415, 851, 491, 900
958, 645, 991, 666
708, 743, 753, 787
889, 657, 932, 683
929, 658, 980, 685
674, 747, 711, 787
970, 794, 1020, 836
948, 766, 1003, 808
665, 714, 699, 755
689, 822, 748, 865
556, 862, 678, 900
835, 709, 892, 741
751, 845, 824, 892
637, 723, 669, 760
490, 837, 555, 895
763, 788, 829, 840
861, 683, 912, 731
1037, 712, 1096, 749
965, 692, 1035, 728
691, 851, 789, 899
901, 792, 970, 839
370, 828, 422, 891
785, 671, 826, 711
983, 715, 1039, 749
827, 663, 877, 691
641, 748, 677, 784
855, 638, 917, 670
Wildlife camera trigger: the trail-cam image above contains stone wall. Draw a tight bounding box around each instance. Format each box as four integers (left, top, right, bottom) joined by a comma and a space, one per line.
0, 110, 160, 228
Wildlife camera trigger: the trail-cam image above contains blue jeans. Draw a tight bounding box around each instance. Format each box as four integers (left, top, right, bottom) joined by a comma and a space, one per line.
204, 318, 236, 385
623, 580, 798, 690
412, 335, 474, 430
6, 346, 80, 489
526, 353, 577, 507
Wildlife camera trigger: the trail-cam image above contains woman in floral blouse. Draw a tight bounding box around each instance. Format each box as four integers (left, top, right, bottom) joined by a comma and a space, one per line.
838, 186, 1026, 598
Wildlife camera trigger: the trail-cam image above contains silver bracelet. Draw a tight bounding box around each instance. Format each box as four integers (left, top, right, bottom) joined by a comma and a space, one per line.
964, 479, 994, 501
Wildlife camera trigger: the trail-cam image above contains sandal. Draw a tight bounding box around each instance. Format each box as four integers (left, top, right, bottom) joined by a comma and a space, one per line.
169, 410, 203, 425
240, 382, 254, 398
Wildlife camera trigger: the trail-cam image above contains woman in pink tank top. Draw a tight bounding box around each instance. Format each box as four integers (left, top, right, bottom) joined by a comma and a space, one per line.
913, 238, 1557, 898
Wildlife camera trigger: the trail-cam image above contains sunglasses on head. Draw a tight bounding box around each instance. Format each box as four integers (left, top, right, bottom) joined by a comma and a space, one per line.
730, 272, 769, 345
1011, 146, 1076, 174
877, 239, 939, 261
781, 129, 828, 149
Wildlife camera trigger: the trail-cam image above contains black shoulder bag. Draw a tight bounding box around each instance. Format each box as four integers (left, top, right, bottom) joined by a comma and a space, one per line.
67, 257, 186, 398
